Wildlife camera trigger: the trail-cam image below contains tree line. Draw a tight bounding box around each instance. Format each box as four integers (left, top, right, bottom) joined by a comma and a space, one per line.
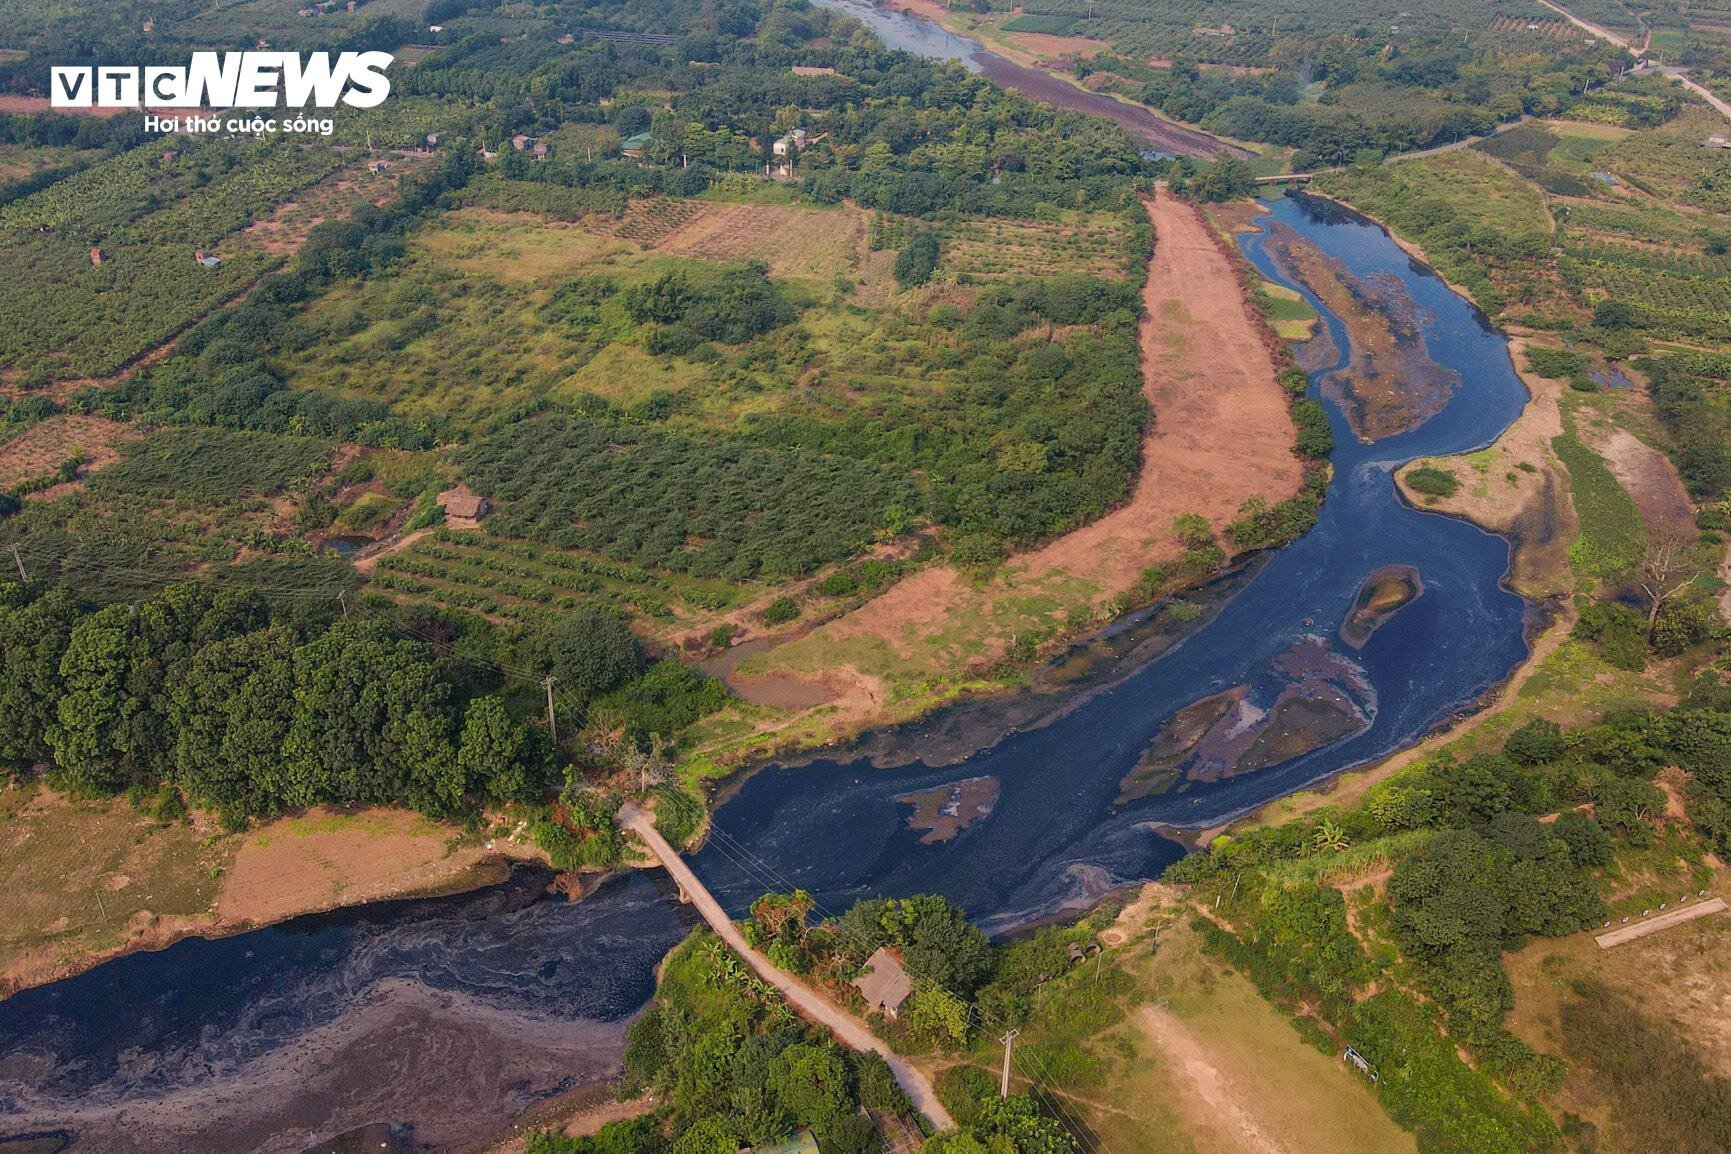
0, 578, 721, 828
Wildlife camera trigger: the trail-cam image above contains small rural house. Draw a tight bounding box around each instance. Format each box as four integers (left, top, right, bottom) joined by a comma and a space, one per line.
193, 251, 222, 268
440, 489, 491, 524
621, 130, 652, 159
772, 128, 809, 157
852, 947, 911, 1019
1706, 134, 1731, 150
791, 65, 837, 76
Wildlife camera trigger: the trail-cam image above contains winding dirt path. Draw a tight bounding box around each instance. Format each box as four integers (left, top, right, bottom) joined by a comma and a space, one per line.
617, 804, 954, 1132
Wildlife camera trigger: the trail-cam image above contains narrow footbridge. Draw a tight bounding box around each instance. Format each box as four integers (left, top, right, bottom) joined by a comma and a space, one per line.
617, 803, 956, 1132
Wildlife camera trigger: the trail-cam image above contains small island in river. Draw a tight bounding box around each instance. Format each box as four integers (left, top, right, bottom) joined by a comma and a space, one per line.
1340, 564, 1424, 649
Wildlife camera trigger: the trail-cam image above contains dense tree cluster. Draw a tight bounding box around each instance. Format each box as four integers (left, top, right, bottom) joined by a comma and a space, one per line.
0, 579, 723, 827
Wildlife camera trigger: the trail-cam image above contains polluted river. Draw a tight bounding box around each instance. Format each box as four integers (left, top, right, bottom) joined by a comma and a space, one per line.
0, 25, 1535, 1154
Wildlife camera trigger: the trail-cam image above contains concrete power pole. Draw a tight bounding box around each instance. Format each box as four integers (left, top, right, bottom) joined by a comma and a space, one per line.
543, 676, 559, 745
9, 543, 26, 584
999, 1029, 1021, 1098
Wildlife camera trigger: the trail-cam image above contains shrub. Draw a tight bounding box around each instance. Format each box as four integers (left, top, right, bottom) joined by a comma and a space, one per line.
894, 232, 940, 288
761, 596, 800, 625
1405, 465, 1460, 498
1290, 398, 1334, 459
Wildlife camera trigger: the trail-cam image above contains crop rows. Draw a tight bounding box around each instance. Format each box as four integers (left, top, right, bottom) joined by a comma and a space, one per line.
1561, 254, 1731, 340
1563, 238, 1731, 279
942, 214, 1133, 281
593, 196, 710, 247
372, 543, 681, 620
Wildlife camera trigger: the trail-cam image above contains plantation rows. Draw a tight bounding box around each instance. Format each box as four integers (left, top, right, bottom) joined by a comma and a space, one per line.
460, 414, 918, 582
1558, 203, 1702, 246
942, 215, 1134, 282
0, 138, 345, 379
0, 137, 338, 240
371, 545, 680, 621
595, 196, 710, 247
1561, 254, 1731, 340
1562, 238, 1731, 279
1015, 0, 1533, 59
402, 530, 739, 610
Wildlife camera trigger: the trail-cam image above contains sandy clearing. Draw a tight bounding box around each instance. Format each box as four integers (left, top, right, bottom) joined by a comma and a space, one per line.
1396, 338, 1574, 597
1579, 421, 1695, 535
1003, 32, 1113, 58
217, 807, 530, 927
1006, 191, 1302, 588
740, 191, 1301, 741
0, 413, 137, 491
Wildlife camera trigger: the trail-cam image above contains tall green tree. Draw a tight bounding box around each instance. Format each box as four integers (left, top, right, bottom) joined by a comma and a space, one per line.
279, 618, 458, 810
458, 693, 550, 804
0, 584, 80, 769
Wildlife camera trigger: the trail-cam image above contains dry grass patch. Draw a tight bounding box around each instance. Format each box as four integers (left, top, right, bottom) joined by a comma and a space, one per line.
218, 806, 510, 927
421, 208, 638, 283
0, 784, 233, 996
0, 414, 137, 493
1074, 903, 1415, 1154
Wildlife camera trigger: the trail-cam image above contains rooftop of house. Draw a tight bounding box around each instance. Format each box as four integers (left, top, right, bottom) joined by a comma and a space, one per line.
851, 947, 912, 1014
440, 490, 490, 519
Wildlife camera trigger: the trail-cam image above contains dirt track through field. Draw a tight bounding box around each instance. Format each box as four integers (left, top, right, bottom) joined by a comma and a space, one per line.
747, 189, 1302, 734
1139, 1004, 1291, 1154
1009, 190, 1303, 587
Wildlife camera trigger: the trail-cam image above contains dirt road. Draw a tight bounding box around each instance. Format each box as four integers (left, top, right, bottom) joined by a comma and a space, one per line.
1538, 0, 1731, 122
617, 804, 955, 1132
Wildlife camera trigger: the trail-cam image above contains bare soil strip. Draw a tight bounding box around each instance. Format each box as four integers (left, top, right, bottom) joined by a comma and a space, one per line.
1595, 897, 1727, 948
745, 189, 1302, 740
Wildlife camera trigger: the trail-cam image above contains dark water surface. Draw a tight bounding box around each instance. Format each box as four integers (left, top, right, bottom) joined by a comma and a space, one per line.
0, 197, 1531, 1150
690, 194, 1532, 932
807, 0, 1238, 157
0, 870, 694, 1152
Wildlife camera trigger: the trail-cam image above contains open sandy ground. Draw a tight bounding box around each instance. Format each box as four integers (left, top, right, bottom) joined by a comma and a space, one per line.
1, 797, 541, 996
740, 189, 1302, 742
1396, 336, 1575, 597
216, 807, 534, 928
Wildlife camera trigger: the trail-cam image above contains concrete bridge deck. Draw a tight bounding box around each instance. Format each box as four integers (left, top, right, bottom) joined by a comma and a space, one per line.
617, 803, 955, 1132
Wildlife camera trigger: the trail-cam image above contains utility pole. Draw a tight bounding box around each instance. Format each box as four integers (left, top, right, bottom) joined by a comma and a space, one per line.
543, 676, 559, 744
999, 1029, 1020, 1098
338, 589, 349, 619
9, 543, 26, 584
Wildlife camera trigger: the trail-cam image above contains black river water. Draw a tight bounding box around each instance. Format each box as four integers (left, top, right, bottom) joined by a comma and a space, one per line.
0, 59, 1532, 1154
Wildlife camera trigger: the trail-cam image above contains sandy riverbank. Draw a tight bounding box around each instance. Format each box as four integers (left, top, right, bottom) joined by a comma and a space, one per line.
1, 798, 550, 999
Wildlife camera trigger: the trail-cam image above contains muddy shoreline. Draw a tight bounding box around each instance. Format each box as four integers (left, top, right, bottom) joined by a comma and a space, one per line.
0, 850, 561, 1003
